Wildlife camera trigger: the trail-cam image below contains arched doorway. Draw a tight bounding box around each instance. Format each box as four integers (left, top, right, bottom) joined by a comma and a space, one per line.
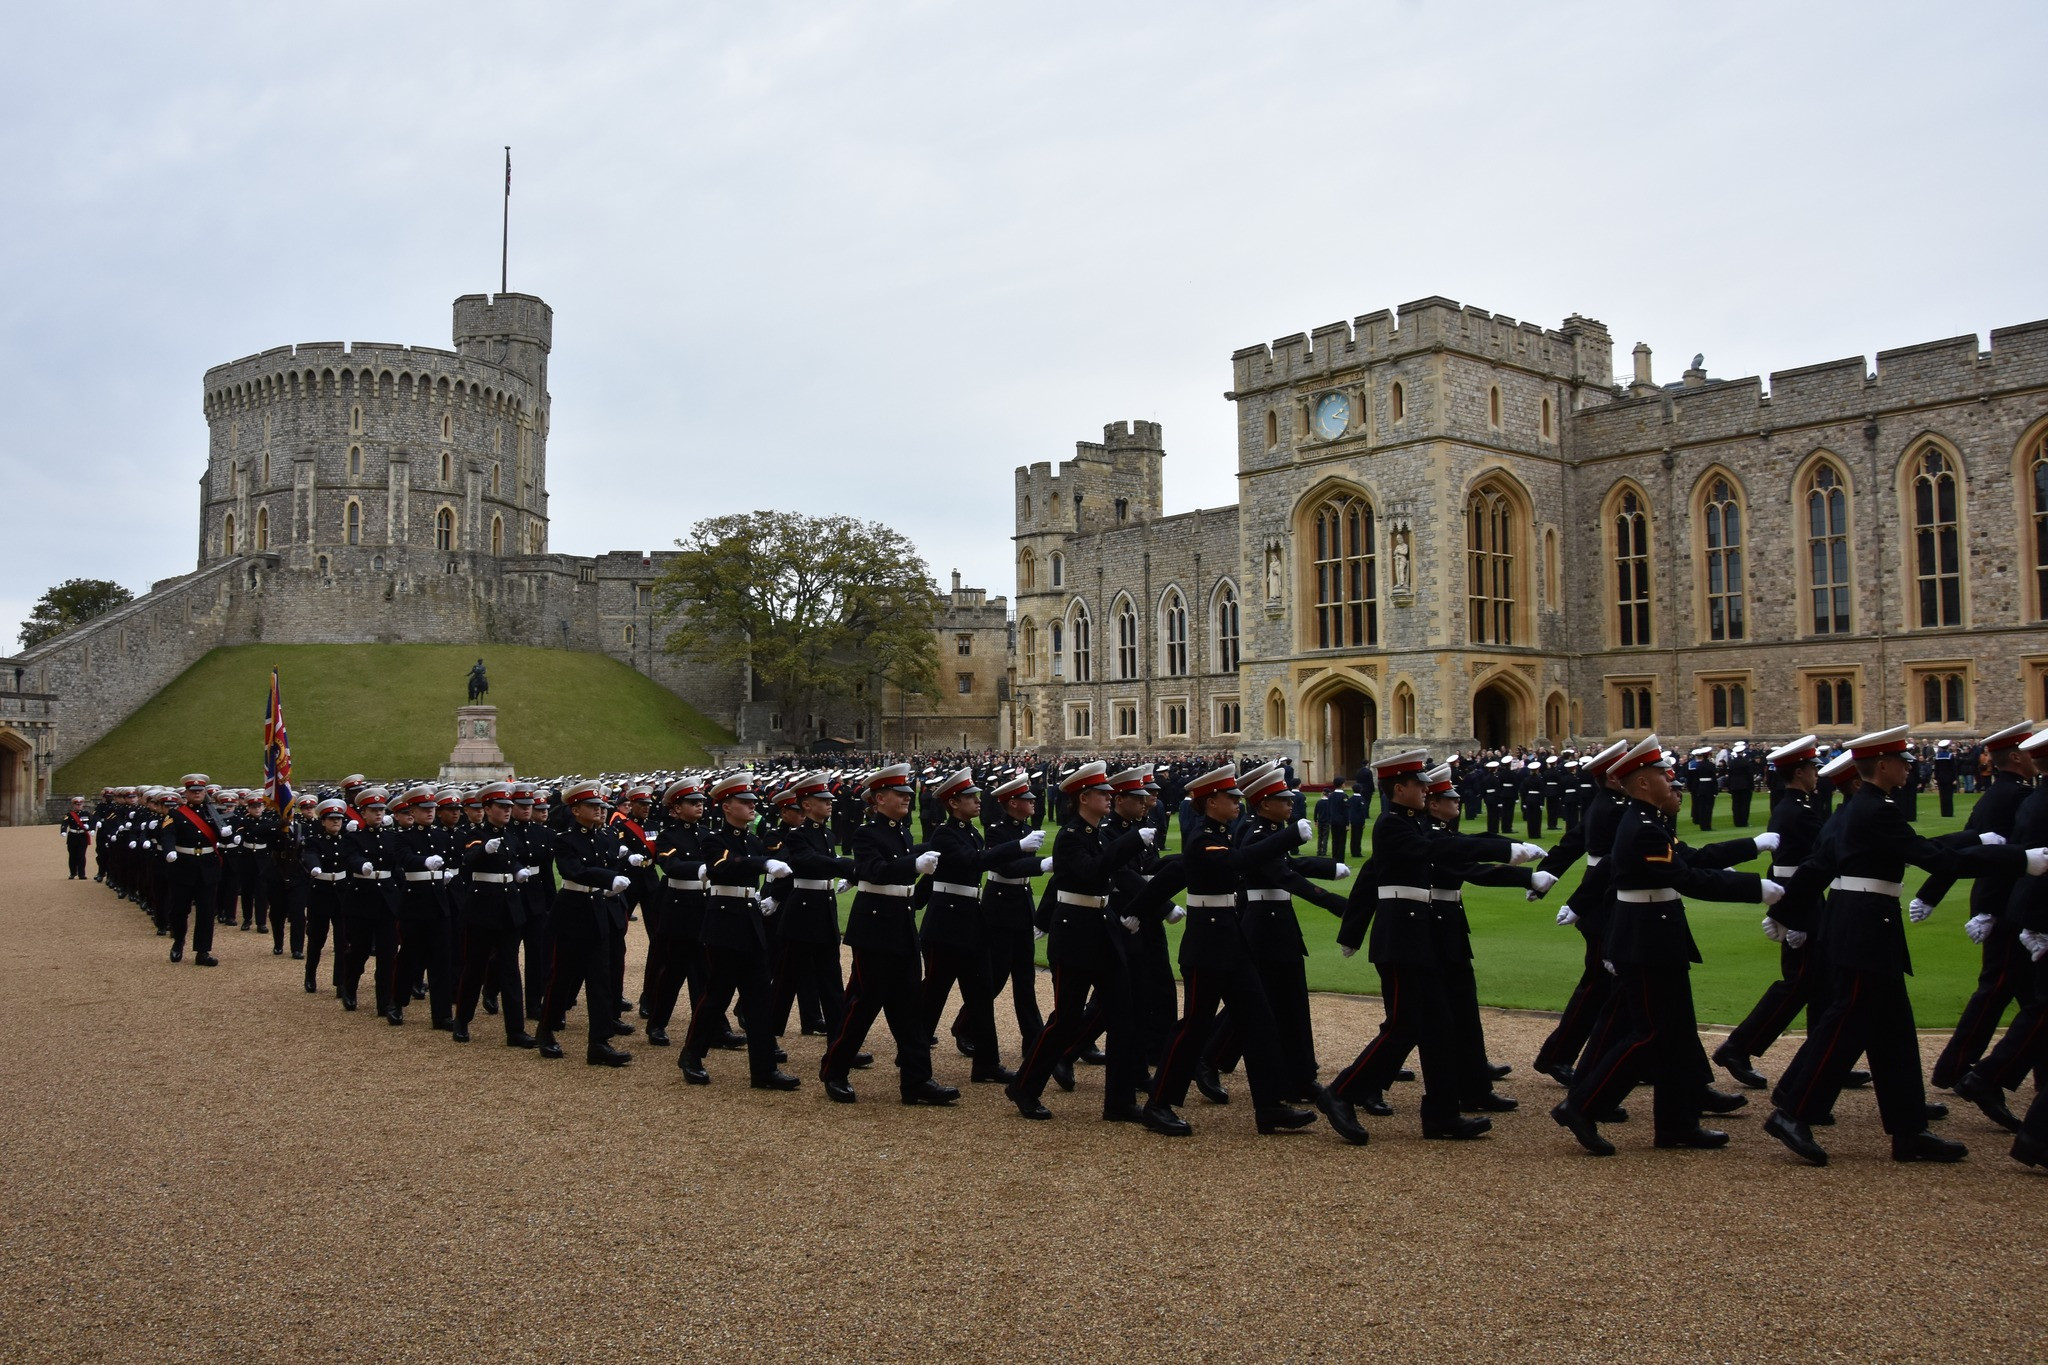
1315, 686, 1378, 785
1473, 683, 1516, 750
1545, 692, 1565, 743
0, 730, 29, 827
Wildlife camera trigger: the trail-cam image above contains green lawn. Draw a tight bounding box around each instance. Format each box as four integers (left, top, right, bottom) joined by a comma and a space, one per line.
55, 643, 734, 792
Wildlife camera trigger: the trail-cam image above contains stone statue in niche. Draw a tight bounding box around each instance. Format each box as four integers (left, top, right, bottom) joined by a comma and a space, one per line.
1265, 544, 1283, 602
1392, 527, 1411, 592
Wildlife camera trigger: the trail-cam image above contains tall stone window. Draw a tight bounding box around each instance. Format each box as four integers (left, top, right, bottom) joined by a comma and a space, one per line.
1805, 461, 1852, 634
1612, 486, 1651, 646
2029, 434, 2048, 620
1161, 589, 1188, 677
1312, 493, 1377, 649
1050, 552, 1064, 587
344, 501, 361, 547
1466, 483, 1516, 645
348, 445, 363, 477
254, 506, 268, 551
440, 451, 452, 483
223, 512, 236, 554
1214, 583, 1240, 673
1114, 597, 1138, 680
1020, 620, 1037, 678
436, 507, 456, 552
1393, 683, 1416, 735
1915, 667, 1969, 723
1050, 621, 1063, 678
1910, 445, 1962, 627
1018, 547, 1036, 592
1069, 602, 1091, 683
491, 515, 504, 556
1701, 476, 1745, 641
1390, 382, 1405, 423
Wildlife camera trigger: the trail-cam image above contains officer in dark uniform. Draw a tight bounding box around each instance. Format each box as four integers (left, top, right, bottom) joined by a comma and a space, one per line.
818, 765, 954, 1105
768, 772, 858, 1044
61, 797, 90, 878
1528, 740, 1627, 1087
1972, 729, 2048, 1165
1725, 743, 1758, 827
1933, 741, 1960, 818
1518, 762, 1545, 840
1315, 783, 1344, 856
976, 774, 1051, 1054
390, 787, 455, 1029
157, 774, 225, 967
676, 774, 799, 1086
451, 782, 539, 1048
1687, 748, 1719, 831
539, 781, 637, 1067
1765, 725, 2039, 1166
338, 788, 403, 1020
643, 778, 722, 1048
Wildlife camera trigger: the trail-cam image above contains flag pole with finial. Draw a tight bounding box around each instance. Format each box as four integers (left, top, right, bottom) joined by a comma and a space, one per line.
500, 146, 511, 294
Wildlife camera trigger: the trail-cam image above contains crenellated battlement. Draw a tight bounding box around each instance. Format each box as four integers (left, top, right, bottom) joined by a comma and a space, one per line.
1231, 297, 1609, 396
203, 340, 539, 421
1014, 420, 1168, 539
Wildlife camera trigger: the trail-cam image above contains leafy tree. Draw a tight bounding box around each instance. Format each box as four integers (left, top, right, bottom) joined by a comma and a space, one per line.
18, 578, 133, 650
656, 512, 940, 736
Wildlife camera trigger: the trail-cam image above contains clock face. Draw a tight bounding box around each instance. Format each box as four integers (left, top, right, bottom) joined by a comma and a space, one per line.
1314, 392, 1350, 440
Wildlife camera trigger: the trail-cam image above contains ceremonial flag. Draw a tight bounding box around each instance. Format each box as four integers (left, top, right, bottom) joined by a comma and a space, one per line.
263, 668, 293, 812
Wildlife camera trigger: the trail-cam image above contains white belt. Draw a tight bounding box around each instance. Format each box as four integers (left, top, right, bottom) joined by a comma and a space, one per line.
1616, 888, 1680, 903
1831, 876, 1903, 897
403, 871, 438, 882
985, 873, 1032, 885
311, 871, 346, 882
667, 877, 707, 891
472, 872, 514, 884
353, 870, 392, 880
1185, 893, 1238, 909
1430, 889, 1461, 902
1584, 855, 1603, 867
932, 880, 982, 899
243, 843, 268, 850
1771, 865, 1800, 879
174, 846, 214, 856
1245, 888, 1291, 902
856, 881, 913, 897
559, 880, 602, 895
792, 878, 835, 891
1056, 891, 1108, 908
710, 885, 758, 900
1379, 886, 1429, 902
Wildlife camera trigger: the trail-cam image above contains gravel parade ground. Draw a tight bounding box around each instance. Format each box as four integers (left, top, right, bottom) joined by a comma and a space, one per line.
3, 825, 2043, 1363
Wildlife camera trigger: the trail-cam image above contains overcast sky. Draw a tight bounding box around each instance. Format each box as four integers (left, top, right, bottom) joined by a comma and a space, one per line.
4, 1, 2045, 646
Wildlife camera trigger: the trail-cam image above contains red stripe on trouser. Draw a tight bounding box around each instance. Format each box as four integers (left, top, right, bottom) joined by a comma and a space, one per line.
1335, 971, 1400, 1093
820, 956, 865, 1076
1790, 973, 1861, 1115
1152, 971, 1205, 1100
1988, 1007, 2048, 1088
1016, 966, 1066, 1082
1580, 974, 1658, 1116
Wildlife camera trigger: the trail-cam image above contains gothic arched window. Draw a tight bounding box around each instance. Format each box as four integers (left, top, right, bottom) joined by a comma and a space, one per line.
1805, 461, 1851, 634
1467, 483, 1517, 645
1613, 487, 1650, 646
1701, 476, 1745, 641
1910, 445, 1962, 627
1114, 597, 1139, 680
1214, 583, 1240, 673
1161, 589, 1188, 677
1311, 493, 1377, 649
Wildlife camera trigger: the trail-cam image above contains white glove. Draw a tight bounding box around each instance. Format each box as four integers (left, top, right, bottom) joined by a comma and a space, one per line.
381, 814, 393, 826
1334, 863, 1353, 880
832, 879, 848, 894
1020, 830, 1045, 853
360, 861, 375, 875
913, 851, 940, 876
760, 897, 778, 916
1603, 959, 1617, 976
1786, 929, 1810, 950
165, 849, 178, 863
609, 875, 632, 895
1039, 857, 1054, 874
1555, 905, 1578, 927
1980, 831, 2007, 846
485, 837, 502, 854
1762, 916, 1788, 943
2020, 928, 2048, 962
1966, 913, 1996, 945
1753, 832, 1781, 853
1119, 916, 1140, 934
231, 834, 243, 846
127, 841, 137, 849
766, 859, 793, 879
628, 853, 649, 868
1759, 879, 1785, 906
697, 865, 709, 881
1034, 928, 1047, 941
1340, 944, 1357, 958
1296, 819, 1314, 842
1530, 870, 1558, 895
1510, 842, 1544, 865
2027, 849, 2048, 877
424, 854, 444, 871
1138, 827, 1158, 848
346, 820, 360, 833
1166, 905, 1187, 924
1908, 897, 1934, 924
514, 867, 534, 883
309, 866, 323, 876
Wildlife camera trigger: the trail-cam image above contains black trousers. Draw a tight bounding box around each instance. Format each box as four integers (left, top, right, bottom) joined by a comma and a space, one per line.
1534, 932, 1612, 1073
338, 891, 399, 1011
1970, 955, 2048, 1090
1730, 790, 1753, 827
1569, 962, 1703, 1137
771, 936, 843, 1037
267, 877, 306, 955
1723, 940, 1821, 1061
976, 909, 1045, 1053
1153, 958, 1285, 1110
686, 943, 782, 1080
541, 899, 619, 1055
1330, 962, 1460, 1122
1931, 923, 2028, 1088
455, 920, 526, 1039
1349, 824, 1365, 858
1441, 949, 1494, 1101
1938, 785, 1957, 818
1691, 793, 1716, 831
66, 837, 88, 878
1230, 955, 1315, 1098
519, 908, 553, 1021
922, 938, 1001, 1070
821, 946, 933, 1090
305, 887, 344, 986
1012, 955, 1136, 1109
163, 875, 218, 956
1130, 924, 1179, 1068
1774, 965, 1927, 1136
646, 924, 709, 1033
395, 895, 453, 1024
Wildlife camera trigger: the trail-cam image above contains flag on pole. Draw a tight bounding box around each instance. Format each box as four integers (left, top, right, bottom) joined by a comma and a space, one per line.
263, 668, 293, 813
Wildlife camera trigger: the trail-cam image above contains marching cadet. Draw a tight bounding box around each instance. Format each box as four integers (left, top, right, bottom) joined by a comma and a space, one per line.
1528, 741, 1627, 1087
973, 773, 1050, 1055
759, 779, 829, 1038
1687, 748, 1720, 831
300, 799, 352, 994
919, 767, 1045, 1084
157, 774, 226, 967
1006, 761, 1154, 1124
508, 785, 555, 1028
1968, 728, 2048, 1166
1518, 761, 1545, 840
338, 788, 402, 1019
1553, 736, 1780, 1157
253, 794, 308, 958
451, 782, 539, 1048
678, 774, 799, 1088
644, 778, 729, 1049
537, 782, 637, 1067
610, 782, 662, 1034
1725, 743, 1758, 827
819, 765, 956, 1105
62, 796, 91, 879
216, 791, 253, 930
390, 788, 455, 1029
767, 772, 857, 1043
1765, 725, 2045, 1166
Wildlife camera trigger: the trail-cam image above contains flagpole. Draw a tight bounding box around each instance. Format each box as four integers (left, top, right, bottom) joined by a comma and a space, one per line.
501, 147, 511, 294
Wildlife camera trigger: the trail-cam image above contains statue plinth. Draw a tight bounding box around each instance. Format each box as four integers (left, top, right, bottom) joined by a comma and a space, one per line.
439, 704, 514, 781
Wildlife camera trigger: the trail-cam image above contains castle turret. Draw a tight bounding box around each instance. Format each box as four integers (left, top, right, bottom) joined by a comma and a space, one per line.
453, 292, 552, 393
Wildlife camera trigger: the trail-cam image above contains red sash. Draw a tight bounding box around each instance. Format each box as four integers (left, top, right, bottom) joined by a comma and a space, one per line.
175, 805, 220, 847
611, 813, 657, 857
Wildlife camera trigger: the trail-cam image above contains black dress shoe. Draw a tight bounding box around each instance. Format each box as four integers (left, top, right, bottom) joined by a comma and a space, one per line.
1484, 1061, 1511, 1081
1535, 1061, 1576, 1087
411, 985, 427, 1000
971, 1066, 1018, 1085
611, 1020, 635, 1037
1051, 1060, 1076, 1092
1713, 1046, 1769, 1090
1892, 1129, 1967, 1163
452, 1024, 471, 1043
1357, 1088, 1394, 1118
1142, 1103, 1192, 1137
1925, 1101, 1949, 1121
752, 1070, 801, 1090
678, 1053, 710, 1084
1195, 1064, 1230, 1104
1466, 1092, 1519, 1112
904, 1079, 960, 1106
588, 1044, 633, 1067
194, 953, 218, 967
645, 1027, 671, 1047
539, 1039, 565, 1059
1316, 1089, 1370, 1146
955, 1036, 977, 1058
1699, 1087, 1749, 1115
290, 950, 303, 960
272, 946, 283, 957
1006, 1084, 1052, 1120
1423, 1115, 1493, 1140
1763, 1109, 1828, 1166
1551, 1101, 1615, 1156
1952, 1070, 2020, 1132
850, 1052, 874, 1070
1254, 1104, 1317, 1134
1076, 1047, 1108, 1067
481, 998, 498, 1016
169, 945, 183, 963
715, 1030, 748, 1051
384, 1010, 404, 1026
2010, 1132, 2048, 1169
824, 1079, 857, 1103
1654, 1126, 1730, 1149
506, 1032, 539, 1049
1843, 1068, 1872, 1089
616, 998, 633, 1015
1394, 1068, 1416, 1083
340, 993, 358, 1012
